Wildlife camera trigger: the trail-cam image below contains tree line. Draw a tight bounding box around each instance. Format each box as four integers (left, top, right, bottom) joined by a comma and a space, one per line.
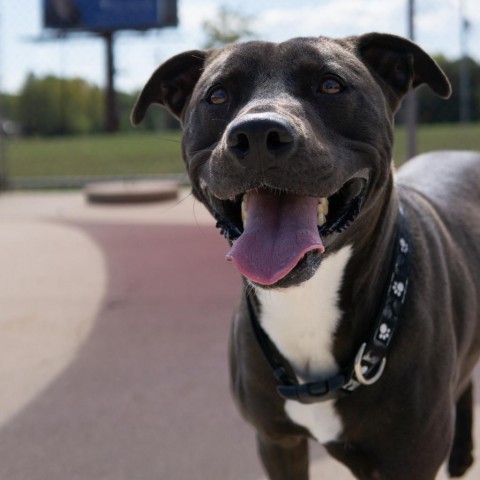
397, 56, 480, 124
1, 55, 479, 137
0, 73, 176, 136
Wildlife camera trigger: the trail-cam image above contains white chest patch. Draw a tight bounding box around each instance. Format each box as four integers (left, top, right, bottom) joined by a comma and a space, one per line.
255, 246, 352, 444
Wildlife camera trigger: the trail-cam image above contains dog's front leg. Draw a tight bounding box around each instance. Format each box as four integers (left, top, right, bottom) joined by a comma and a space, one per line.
256, 434, 309, 480
448, 381, 475, 477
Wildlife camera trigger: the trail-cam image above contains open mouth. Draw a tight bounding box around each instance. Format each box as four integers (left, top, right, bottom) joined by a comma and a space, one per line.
204, 175, 368, 287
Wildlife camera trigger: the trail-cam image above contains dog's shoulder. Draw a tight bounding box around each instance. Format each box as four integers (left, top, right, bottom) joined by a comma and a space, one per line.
396, 150, 480, 207
398, 149, 480, 240
396, 150, 480, 302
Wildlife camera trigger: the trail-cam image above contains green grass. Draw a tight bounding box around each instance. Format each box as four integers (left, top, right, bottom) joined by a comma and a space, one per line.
4, 123, 480, 180
393, 123, 480, 165
5, 131, 184, 178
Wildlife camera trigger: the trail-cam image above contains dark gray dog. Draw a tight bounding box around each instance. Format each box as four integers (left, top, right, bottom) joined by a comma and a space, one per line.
132, 33, 480, 480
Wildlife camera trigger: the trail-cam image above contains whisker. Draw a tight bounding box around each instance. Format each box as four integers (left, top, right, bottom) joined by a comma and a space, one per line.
189, 147, 215, 155
192, 196, 206, 231
155, 188, 193, 217
245, 282, 257, 298
156, 135, 182, 144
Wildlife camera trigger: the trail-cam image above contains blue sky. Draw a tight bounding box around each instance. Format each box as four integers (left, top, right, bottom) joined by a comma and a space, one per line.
1, 0, 479, 94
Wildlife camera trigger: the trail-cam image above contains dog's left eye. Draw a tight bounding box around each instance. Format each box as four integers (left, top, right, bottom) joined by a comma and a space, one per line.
207, 87, 228, 105
318, 76, 345, 95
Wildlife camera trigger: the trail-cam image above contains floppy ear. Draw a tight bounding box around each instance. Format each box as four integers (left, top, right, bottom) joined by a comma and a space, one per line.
355, 33, 451, 112
131, 50, 207, 125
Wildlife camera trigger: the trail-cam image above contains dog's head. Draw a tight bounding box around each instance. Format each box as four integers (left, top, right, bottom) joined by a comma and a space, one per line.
132, 33, 450, 288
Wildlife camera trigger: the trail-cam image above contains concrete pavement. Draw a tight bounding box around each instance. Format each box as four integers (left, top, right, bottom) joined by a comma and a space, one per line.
0, 188, 478, 479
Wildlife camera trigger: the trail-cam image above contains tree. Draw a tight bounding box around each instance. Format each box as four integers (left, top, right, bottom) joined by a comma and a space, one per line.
17, 74, 103, 136
396, 56, 480, 124
202, 6, 255, 48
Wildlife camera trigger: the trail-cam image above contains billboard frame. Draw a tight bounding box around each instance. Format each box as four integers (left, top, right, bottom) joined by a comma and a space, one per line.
41, 0, 178, 133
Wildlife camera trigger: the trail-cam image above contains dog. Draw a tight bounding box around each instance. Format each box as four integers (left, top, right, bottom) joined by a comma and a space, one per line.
131, 33, 480, 479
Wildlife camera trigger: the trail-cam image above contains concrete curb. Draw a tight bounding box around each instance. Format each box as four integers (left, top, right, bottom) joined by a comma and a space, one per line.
84, 180, 180, 204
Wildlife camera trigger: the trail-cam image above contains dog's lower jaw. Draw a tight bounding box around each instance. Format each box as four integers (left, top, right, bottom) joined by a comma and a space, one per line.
247, 250, 323, 290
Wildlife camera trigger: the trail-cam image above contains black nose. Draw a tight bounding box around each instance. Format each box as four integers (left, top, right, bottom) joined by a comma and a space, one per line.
226, 113, 297, 166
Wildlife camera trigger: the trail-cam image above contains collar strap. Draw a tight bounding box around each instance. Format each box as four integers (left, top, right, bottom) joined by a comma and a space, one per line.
246, 208, 411, 404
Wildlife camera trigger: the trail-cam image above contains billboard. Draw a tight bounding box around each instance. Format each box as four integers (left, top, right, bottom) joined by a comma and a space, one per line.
43, 0, 178, 32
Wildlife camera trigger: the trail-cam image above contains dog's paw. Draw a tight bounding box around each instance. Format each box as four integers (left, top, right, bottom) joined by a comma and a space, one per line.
447, 448, 474, 478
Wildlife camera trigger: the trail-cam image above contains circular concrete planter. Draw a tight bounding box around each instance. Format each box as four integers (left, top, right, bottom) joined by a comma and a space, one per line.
85, 180, 180, 204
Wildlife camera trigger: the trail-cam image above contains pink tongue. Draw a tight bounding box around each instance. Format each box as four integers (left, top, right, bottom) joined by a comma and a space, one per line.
226, 190, 325, 285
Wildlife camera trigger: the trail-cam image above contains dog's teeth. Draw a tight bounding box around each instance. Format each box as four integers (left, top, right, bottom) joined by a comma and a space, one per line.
317, 211, 326, 226
321, 197, 329, 216
241, 199, 247, 224
317, 198, 329, 226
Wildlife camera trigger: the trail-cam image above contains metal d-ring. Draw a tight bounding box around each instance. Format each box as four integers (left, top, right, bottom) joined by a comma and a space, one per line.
354, 342, 387, 386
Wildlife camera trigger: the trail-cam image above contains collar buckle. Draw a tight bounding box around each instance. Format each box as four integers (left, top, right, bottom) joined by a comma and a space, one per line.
353, 342, 387, 386
276, 372, 349, 404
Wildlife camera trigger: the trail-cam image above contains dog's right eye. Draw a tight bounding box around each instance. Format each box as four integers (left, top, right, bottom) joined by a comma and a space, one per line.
207, 87, 228, 105
318, 76, 345, 95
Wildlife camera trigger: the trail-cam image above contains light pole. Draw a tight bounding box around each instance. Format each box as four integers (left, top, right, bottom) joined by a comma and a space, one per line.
0, 13, 6, 190
103, 31, 119, 133
459, 0, 471, 123
405, 0, 417, 160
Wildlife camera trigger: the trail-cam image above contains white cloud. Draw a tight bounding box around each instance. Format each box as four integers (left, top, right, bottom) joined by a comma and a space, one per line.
251, 0, 407, 42
119, 0, 479, 91
1, 0, 478, 93
175, 0, 472, 60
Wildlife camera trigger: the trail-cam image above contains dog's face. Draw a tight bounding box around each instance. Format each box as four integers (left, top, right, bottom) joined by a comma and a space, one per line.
132, 33, 450, 288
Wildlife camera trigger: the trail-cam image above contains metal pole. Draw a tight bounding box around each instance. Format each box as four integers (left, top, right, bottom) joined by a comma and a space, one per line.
459, 2, 471, 123
405, 0, 417, 160
104, 31, 119, 133
0, 12, 6, 190
0, 109, 6, 191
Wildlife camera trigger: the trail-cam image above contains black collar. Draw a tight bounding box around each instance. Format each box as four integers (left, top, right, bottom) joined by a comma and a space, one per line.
245, 208, 411, 404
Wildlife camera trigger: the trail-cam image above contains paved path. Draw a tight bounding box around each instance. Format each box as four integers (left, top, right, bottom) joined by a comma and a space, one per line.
0, 190, 479, 479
